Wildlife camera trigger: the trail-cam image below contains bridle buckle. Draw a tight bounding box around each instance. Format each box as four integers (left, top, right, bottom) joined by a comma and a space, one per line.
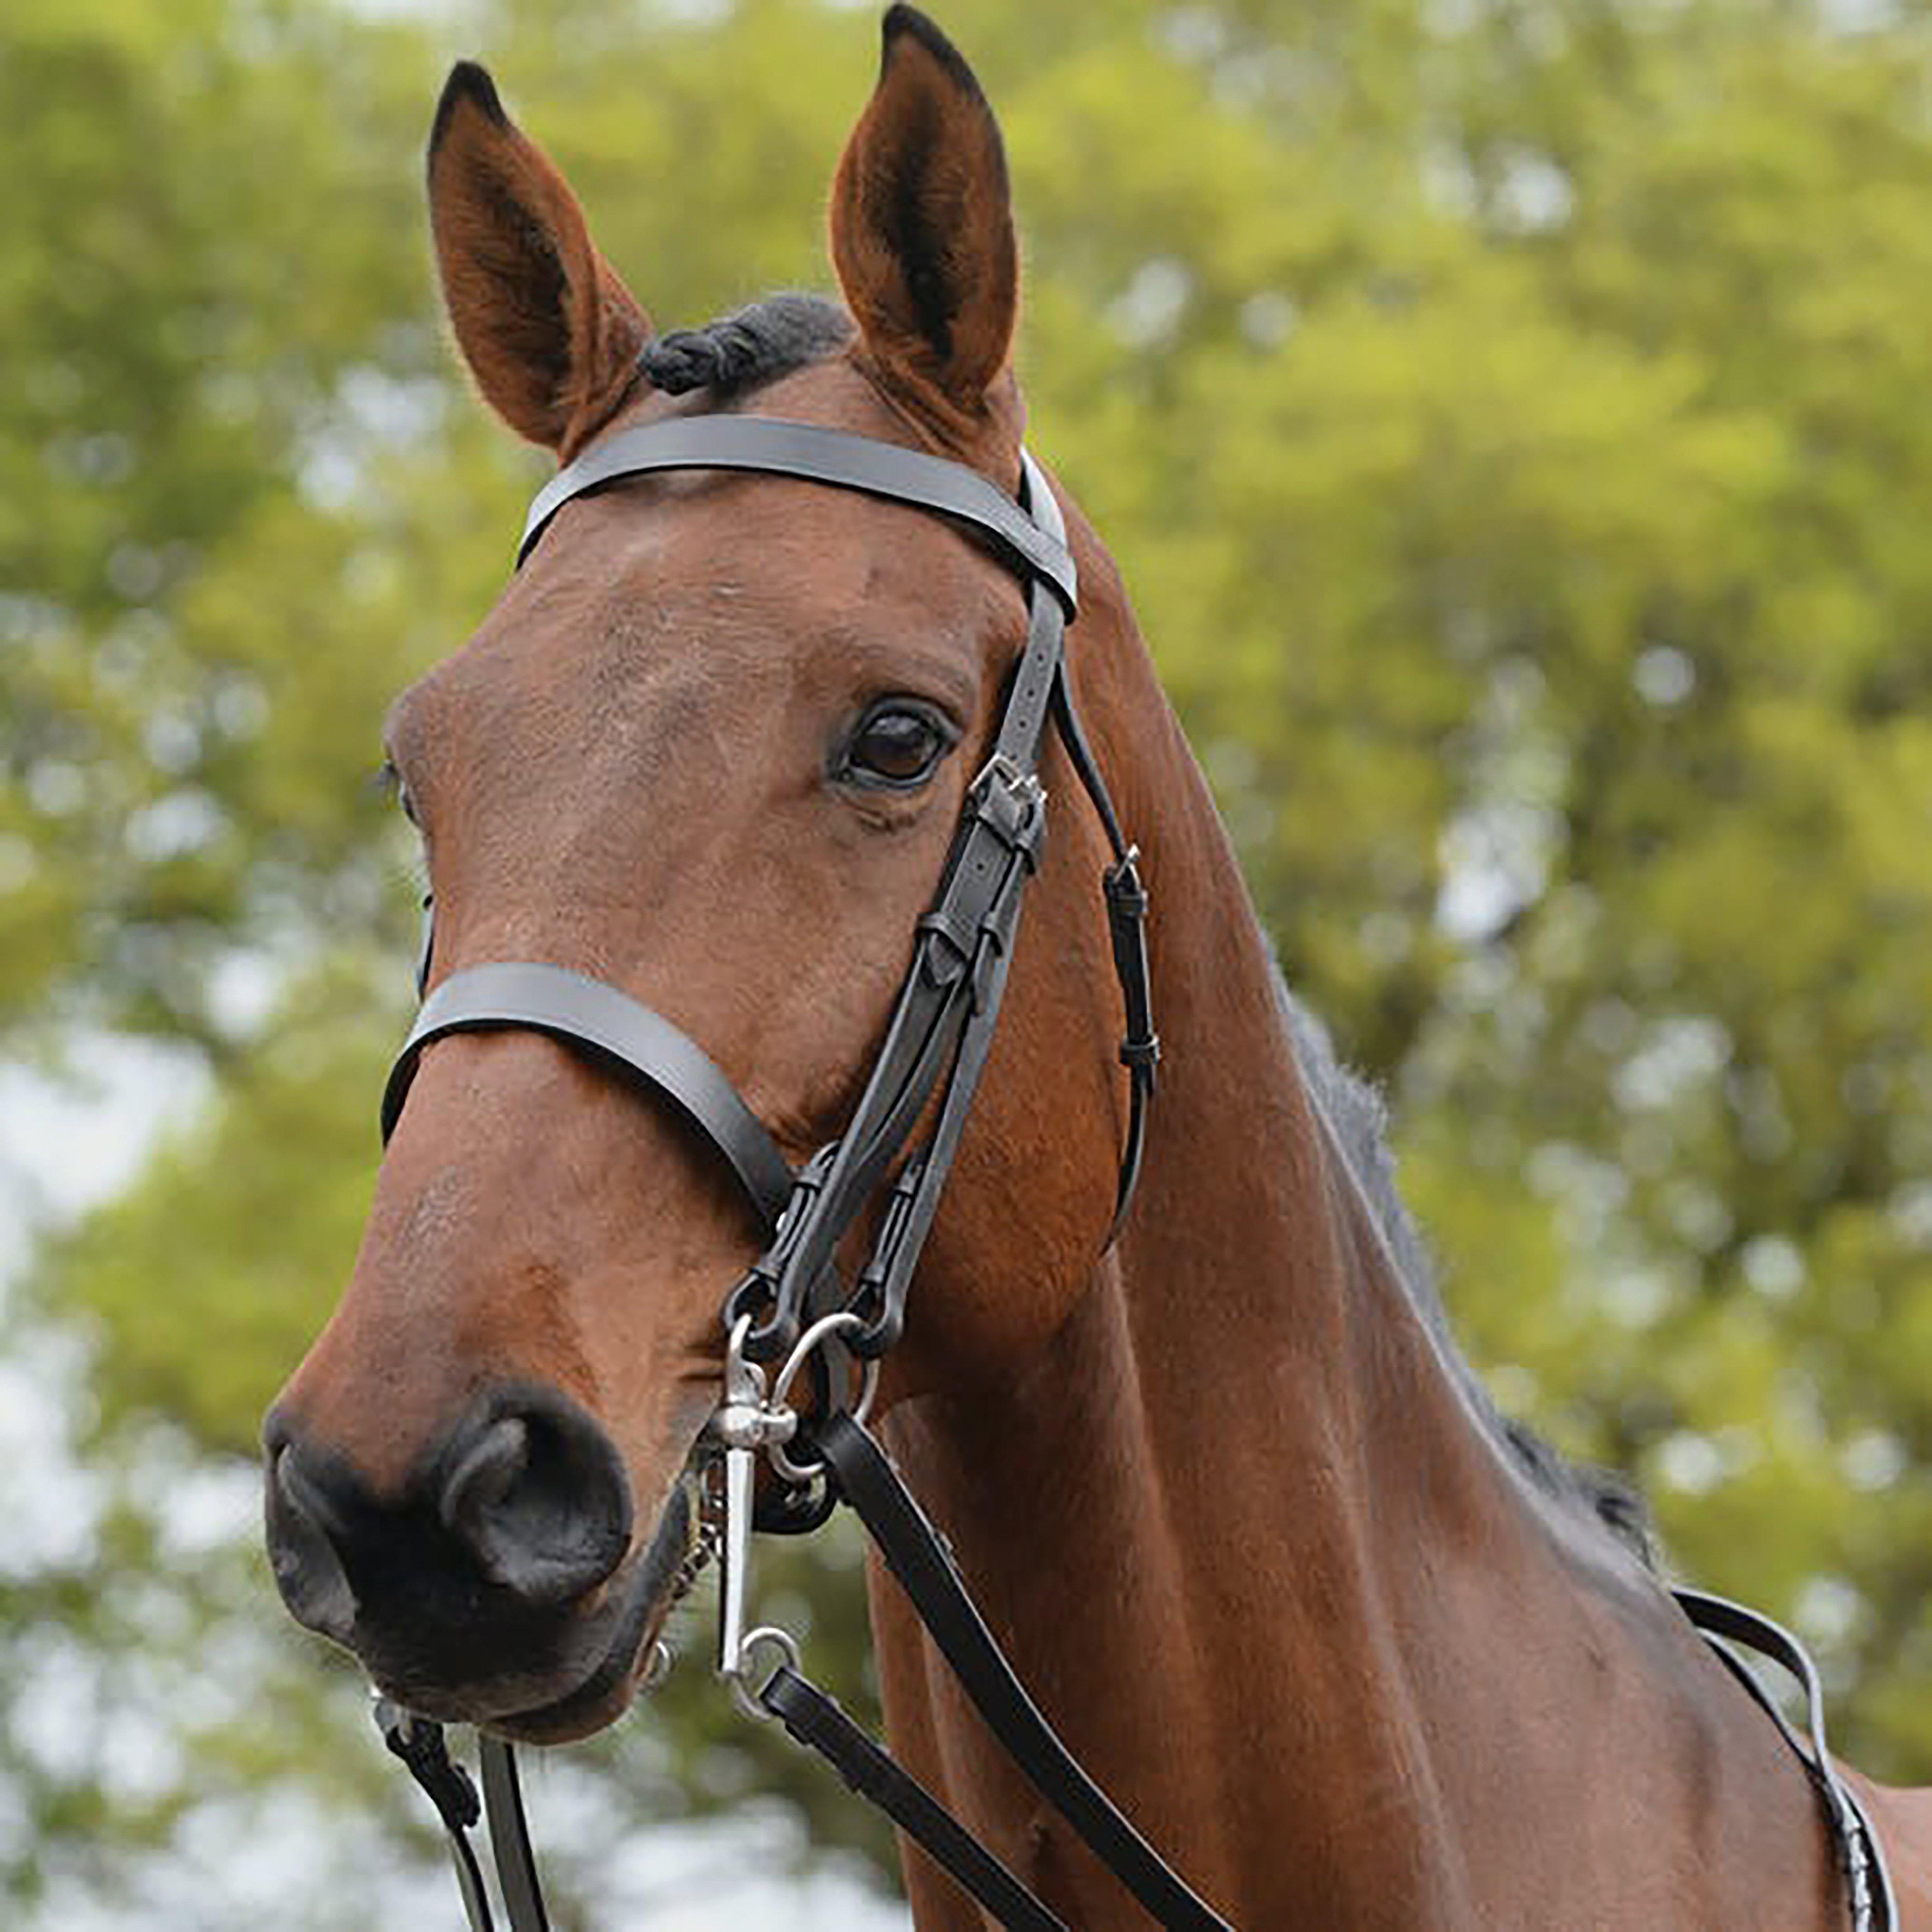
966, 751, 1048, 861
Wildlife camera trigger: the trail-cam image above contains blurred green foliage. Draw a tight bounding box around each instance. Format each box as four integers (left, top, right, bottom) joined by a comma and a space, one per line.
4, 0, 1930, 1918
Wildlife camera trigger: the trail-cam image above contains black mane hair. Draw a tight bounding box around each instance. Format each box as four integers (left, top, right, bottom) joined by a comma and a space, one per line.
639, 292, 852, 399
1277, 977, 1657, 1567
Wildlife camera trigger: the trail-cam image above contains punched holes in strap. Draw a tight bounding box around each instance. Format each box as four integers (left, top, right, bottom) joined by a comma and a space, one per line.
380, 962, 793, 1231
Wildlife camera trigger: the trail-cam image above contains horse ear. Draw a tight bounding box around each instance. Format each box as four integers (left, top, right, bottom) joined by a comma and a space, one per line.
426, 63, 651, 455
829, 7, 1018, 433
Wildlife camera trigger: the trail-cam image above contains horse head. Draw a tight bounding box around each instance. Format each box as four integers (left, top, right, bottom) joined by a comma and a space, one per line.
262, 7, 1137, 1745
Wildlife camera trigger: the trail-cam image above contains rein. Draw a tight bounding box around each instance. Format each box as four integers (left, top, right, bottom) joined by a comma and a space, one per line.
369, 414, 1892, 1932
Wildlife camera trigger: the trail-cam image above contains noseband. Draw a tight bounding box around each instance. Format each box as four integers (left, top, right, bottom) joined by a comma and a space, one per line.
369, 416, 1894, 1932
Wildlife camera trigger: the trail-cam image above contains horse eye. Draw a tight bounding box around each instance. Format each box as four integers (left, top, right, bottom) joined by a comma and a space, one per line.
843, 706, 952, 789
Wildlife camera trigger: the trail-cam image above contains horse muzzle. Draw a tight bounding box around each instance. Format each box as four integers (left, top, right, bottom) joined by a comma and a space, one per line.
261, 1382, 682, 1735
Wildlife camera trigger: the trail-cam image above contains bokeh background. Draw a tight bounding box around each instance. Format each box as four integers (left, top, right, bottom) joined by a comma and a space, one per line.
4, 0, 1930, 1923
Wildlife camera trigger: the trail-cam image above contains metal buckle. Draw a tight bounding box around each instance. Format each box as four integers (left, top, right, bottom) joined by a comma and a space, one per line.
967, 751, 1047, 854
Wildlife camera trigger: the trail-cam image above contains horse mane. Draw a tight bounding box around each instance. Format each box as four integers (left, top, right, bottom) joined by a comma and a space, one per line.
637, 291, 853, 398
1276, 976, 1658, 1568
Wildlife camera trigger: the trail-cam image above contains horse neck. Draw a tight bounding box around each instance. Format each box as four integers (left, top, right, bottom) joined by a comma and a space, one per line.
867, 556, 1843, 1928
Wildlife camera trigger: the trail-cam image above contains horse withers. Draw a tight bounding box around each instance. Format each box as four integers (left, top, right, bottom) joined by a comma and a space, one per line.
264, 7, 1932, 1925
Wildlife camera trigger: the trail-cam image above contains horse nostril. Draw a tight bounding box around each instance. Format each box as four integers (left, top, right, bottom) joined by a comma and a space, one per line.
437, 1394, 633, 1607
264, 1442, 359, 1645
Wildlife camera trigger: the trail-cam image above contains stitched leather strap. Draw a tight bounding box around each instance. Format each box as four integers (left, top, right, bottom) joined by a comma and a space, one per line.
376, 1705, 501, 1932
521, 417, 1078, 614
722, 442, 1155, 1364
379, 1715, 553, 1932
818, 1412, 1234, 1931
381, 962, 793, 1228
479, 1738, 551, 1932
1676, 1590, 1896, 1932
761, 1665, 1067, 1931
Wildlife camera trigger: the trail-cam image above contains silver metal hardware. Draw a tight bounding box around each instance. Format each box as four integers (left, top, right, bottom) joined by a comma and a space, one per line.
968, 751, 1048, 844
726, 1624, 802, 1724
706, 1315, 841, 1724
708, 1318, 766, 1687
766, 1310, 881, 1484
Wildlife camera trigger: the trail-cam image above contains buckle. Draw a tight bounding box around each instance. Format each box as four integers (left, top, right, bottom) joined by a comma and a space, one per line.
1102, 847, 1158, 1094
373, 1700, 481, 1834
966, 752, 1047, 858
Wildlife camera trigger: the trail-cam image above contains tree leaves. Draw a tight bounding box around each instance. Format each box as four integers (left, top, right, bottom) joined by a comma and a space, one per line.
6, 0, 1931, 1919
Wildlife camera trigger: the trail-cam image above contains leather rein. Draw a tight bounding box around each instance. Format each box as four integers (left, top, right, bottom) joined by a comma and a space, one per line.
369, 414, 1894, 1932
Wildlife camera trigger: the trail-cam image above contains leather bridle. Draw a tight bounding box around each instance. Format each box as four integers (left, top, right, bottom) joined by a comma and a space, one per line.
382, 419, 1156, 1366
376, 412, 1214, 1930
368, 413, 1894, 1932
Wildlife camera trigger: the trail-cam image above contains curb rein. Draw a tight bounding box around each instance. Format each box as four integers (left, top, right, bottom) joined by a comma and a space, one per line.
369, 418, 1893, 1932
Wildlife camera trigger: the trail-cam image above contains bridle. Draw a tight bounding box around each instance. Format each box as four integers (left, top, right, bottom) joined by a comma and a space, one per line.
366, 412, 1893, 1932
376, 411, 1206, 1931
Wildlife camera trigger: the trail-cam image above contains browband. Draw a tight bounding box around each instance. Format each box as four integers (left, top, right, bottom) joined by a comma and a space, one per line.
518, 416, 1079, 615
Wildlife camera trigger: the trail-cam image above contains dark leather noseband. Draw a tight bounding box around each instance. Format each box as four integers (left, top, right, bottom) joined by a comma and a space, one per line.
383, 961, 793, 1225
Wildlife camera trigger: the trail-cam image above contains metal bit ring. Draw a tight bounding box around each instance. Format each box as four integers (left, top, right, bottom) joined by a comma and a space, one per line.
726, 1624, 802, 1724
767, 1311, 880, 1484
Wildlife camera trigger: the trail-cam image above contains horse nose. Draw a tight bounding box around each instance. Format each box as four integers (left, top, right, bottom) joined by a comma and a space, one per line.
264, 1434, 359, 1643
263, 1387, 634, 1638
435, 1392, 634, 1603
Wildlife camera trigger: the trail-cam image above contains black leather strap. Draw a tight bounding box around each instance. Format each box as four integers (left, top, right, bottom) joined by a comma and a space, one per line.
376, 1705, 498, 1932
761, 1665, 1068, 1931
843, 890, 1026, 1353
1035, 469, 1157, 1236
381, 962, 793, 1229
1676, 1589, 1896, 1932
818, 1413, 1233, 1931
722, 441, 1159, 1364
520, 417, 1078, 615
479, 1738, 552, 1932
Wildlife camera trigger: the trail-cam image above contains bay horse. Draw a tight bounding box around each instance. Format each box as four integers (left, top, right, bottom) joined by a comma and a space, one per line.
263, 7, 1932, 1925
